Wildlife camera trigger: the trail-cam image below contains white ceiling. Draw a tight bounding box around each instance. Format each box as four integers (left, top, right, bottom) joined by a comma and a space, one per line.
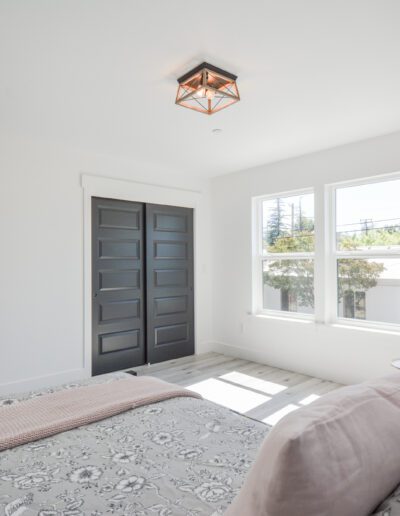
1, 0, 400, 178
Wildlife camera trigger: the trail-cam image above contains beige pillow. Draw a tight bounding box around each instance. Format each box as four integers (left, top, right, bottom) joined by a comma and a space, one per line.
225, 373, 400, 516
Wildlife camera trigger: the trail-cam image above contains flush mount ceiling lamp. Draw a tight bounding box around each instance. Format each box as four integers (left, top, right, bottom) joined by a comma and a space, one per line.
176, 62, 240, 115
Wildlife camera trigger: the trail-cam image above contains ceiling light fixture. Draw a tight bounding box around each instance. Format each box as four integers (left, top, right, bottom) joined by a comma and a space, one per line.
176, 62, 240, 115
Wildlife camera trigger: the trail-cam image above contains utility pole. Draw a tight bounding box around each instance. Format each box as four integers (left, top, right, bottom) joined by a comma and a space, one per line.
360, 218, 373, 234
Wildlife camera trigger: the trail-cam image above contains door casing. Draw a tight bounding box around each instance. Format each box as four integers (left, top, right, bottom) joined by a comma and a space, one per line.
83, 174, 202, 377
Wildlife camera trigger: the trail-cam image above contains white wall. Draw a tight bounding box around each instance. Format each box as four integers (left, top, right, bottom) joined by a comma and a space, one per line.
0, 134, 213, 394
2, 128, 400, 393
210, 131, 400, 385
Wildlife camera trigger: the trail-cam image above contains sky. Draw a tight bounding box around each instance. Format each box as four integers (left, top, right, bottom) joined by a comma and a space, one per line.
336, 178, 400, 233
262, 178, 400, 235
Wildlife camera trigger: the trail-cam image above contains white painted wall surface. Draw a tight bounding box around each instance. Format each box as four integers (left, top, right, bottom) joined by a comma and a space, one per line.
0, 135, 213, 394
2, 130, 400, 391
210, 132, 400, 385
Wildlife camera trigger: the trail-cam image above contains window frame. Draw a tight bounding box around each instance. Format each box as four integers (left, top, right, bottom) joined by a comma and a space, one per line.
252, 187, 316, 320
327, 173, 400, 332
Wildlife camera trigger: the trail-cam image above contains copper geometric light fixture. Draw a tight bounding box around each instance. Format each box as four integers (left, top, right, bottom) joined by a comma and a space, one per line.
176, 62, 240, 115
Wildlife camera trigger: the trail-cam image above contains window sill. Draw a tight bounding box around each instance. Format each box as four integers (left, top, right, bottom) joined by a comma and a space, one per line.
330, 320, 400, 336
251, 314, 400, 335
252, 312, 314, 324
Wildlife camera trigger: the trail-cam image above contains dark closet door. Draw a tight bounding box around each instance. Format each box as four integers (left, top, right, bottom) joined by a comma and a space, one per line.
146, 204, 194, 364
92, 198, 146, 375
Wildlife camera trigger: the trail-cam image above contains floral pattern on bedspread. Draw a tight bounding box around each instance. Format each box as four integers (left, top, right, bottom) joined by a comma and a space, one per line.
0, 373, 268, 515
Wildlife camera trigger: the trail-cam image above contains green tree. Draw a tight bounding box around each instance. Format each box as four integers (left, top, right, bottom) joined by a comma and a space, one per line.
336, 232, 385, 305
336, 258, 384, 301
264, 257, 315, 308
338, 227, 400, 250
264, 210, 385, 311
265, 198, 286, 246
264, 199, 314, 253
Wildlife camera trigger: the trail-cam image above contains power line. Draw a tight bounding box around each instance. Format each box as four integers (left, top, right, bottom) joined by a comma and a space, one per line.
337, 217, 400, 228
263, 226, 400, 243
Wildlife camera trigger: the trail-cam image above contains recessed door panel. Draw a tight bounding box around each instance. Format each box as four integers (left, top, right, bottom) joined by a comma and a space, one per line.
154, 213, 187, 232
100, 299, 140, 322
155, 323, 189, 346
154, 241, 188, 259
99, 207, 139, 229
154, 269, 188, 287
154, 296, 187, 316
99, 269, 140, 290
100, 330, 140, 354
99, 239, 140, 259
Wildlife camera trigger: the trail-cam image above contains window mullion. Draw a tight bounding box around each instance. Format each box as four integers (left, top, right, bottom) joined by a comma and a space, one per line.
252, 197, 264, 314
336, 251, 400, 259
313, 184, 326, 324
263, 252, 315, 260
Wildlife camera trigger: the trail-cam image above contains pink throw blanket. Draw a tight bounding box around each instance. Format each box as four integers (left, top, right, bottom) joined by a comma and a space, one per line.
0, 376, 201, 451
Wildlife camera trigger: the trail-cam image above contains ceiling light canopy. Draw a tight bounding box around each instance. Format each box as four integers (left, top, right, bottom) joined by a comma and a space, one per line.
176, 62, 240, 115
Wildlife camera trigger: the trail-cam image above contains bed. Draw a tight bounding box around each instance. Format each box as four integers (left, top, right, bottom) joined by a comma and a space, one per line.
0, 371, 399, 516
0, 372, 268, 516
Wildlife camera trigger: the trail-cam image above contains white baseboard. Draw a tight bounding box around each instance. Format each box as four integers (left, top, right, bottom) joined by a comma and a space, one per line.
196, 340, 218, 354
207, 341, 351, 384
0, 343, 217, 396
208, 341, 272, 364
0, 368, 90, 396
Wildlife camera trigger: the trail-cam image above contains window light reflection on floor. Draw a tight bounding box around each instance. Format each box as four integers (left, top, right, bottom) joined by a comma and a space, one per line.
186, 378, 271, 413
263, 394, 321, 426
219, 371, 287, 395
262, 404, 300, 426
299, 393, 321, 406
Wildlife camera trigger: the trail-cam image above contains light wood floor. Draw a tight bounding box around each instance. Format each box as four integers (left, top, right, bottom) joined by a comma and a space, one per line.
134, 353, 342, 426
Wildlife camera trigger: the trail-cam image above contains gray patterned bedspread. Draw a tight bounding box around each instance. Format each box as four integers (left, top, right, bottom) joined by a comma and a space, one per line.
1, 372, 398, 516
0, 372, 268, 516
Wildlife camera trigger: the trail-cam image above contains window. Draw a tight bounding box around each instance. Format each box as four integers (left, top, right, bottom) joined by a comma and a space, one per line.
253, 175, 400, 330
256, 191, 315, 316
334, 177, 400, 326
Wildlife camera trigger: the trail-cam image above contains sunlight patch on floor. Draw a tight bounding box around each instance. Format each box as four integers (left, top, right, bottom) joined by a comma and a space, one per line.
299, 393, 321, 406
219, 371, 287, 395
186, 378, 271, 413
262, 404, 299, 426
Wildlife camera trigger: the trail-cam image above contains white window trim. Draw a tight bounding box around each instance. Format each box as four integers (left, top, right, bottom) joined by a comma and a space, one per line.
326, 172, 400, 332
252, 187, 315, 320
252, 173, 400, 333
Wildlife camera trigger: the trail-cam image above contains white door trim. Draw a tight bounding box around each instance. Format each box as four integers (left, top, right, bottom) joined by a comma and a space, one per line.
81, 173, 203, 376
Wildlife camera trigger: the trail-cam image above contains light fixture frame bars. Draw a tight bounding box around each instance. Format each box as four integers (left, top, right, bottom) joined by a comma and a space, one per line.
175, 62, 240, 115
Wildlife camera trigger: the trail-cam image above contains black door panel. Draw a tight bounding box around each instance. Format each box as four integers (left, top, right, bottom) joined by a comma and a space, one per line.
146, 204, 194, 364
92, 198, 145, 375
